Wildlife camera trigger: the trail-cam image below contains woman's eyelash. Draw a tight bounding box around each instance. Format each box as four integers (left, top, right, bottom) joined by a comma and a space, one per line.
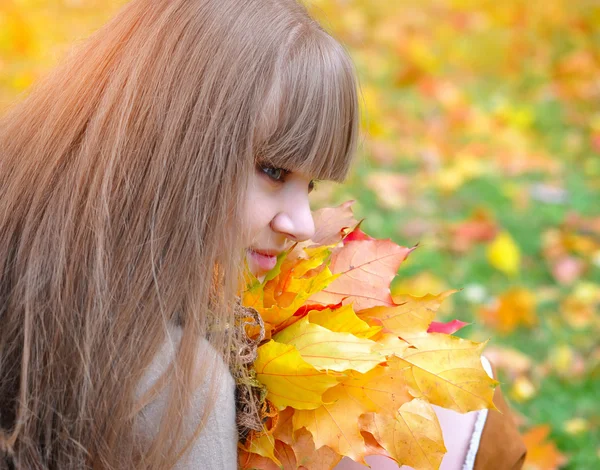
257, 163, 317, 192
258, 163, 290, 182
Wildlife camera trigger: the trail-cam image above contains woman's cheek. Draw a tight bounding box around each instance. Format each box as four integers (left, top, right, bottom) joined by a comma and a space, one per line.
243, 174, 280, 245
243, 200, 273, 244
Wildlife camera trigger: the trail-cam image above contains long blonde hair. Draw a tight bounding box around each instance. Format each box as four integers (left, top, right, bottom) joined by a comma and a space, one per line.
0, 0, 359, 468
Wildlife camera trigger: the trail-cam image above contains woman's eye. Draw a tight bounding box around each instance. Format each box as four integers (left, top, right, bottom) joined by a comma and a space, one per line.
259, 164, 288, 182
308, 179, 318, 193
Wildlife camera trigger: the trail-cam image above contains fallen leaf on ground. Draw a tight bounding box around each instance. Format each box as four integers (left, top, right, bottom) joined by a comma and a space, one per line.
487, 231, 521, 277
510, 375, 537, 403
522, 424, 568, 470
478, 287, 537, 334
448, 208, 498, 253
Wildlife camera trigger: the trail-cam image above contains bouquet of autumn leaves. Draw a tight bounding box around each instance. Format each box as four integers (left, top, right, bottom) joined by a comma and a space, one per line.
238, 202, 499, 470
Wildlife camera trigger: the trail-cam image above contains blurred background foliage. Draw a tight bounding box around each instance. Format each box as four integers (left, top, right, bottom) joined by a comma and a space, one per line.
1, 0, 599, 468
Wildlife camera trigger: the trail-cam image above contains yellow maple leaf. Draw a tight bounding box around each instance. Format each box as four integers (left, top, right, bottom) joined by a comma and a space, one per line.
487, 231, 521, 277
243, 432, 280, 467
394, 334, 498, 413
293, 383, 368, 464
307, 304, 376, 337
338, 361, 413, 414
254, 340, 340, 410
361, 399, 446, 470
359, 291, 456, 340
371, 333, 410, 358
273, 316, 384, 374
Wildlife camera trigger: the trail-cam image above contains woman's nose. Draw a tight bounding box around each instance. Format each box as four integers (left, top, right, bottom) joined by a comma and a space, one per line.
270, 197, 315, 242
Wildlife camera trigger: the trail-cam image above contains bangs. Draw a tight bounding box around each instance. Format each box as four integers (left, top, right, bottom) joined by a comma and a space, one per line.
253, 29, 359, 182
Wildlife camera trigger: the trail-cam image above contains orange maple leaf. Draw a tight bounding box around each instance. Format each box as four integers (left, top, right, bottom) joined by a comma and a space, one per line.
309, 239, 414, 310
522, 425, 568, 470
478, 287, 537, 334
310, 201, 359, 246
292, 383, 369, 464
292, 428, 343, 470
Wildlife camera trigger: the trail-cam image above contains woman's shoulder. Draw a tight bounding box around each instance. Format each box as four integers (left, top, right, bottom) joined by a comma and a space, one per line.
135, 325, 238, 469
470, 357, 527, 470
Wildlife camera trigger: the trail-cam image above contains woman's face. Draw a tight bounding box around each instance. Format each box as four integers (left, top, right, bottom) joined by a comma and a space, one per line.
243, 163, 316, 277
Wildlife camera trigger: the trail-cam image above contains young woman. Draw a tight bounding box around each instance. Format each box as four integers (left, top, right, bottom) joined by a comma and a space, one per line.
0, 0, 525, 469
0, 0, 357, 468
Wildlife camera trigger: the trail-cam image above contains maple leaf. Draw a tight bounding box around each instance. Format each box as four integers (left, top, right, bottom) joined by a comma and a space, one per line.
359, 291, 456, 340
478, 287, 537, 334
238, 448, 281, 470
292, 428, 343, 470
393, 334, 498, 413
522, 425, 568, 470
239, 439, 299, 470
427, 319, 469, 335
309, 239, 414, 310
311, 200, 359, 245
241, 432, 281, 467
254, 340, 340, 410
274, 316, 384, 374
362, 429, 392, 459
360, 399, 446, 470
448, 208, 498, 253
272, 406, 295, 445
342, 224, 375, 244
292, 383, 368, 464
337, 360, 413, 414
269, 408, 343, 469
370, 333, 410, 358
307, 303, 381, 339
274, 441, 298, 469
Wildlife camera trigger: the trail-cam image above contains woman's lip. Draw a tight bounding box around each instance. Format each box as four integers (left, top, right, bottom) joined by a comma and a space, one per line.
247, 249, 279, 272
249, 248, 281, 257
